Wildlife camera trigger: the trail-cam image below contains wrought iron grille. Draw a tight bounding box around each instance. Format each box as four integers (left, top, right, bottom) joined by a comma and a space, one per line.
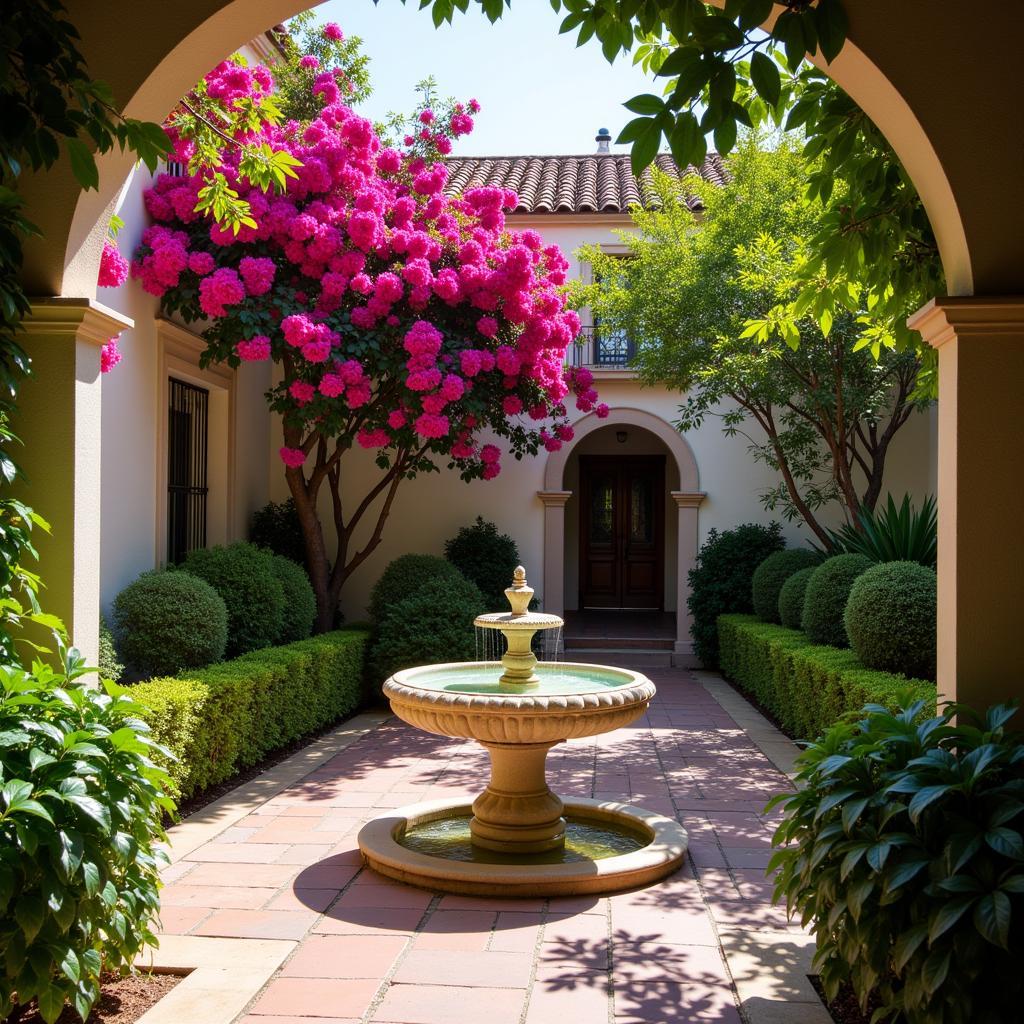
566, 325, 637, 368
167, 378, 209, 564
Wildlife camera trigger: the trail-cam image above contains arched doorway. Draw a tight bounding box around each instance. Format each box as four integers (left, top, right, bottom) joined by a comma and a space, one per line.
541, 408, 703, 666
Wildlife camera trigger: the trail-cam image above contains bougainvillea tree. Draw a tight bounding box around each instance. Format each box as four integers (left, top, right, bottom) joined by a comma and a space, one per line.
133, 36, 601, 629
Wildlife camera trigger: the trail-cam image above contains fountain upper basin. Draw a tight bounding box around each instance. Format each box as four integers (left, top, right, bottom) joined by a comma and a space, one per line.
383, 660, 655, 744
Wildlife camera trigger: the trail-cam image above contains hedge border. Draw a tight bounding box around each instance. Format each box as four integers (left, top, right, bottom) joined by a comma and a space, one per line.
717, 614, 935, 740
131, 628, 369, 800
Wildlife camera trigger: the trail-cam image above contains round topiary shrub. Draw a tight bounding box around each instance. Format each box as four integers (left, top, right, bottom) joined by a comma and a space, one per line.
112, 569, 228, 676
778, 567, 815, 630
751, 548, 823, 623
181, 542, 285, 657
844, 560, 937, 679
368, 575, 485, 690
444, 516, 521, 611
801, 553, 874, 648
368, 553, 466, 624
687, 521, 785, 667
270, 553, 317, 643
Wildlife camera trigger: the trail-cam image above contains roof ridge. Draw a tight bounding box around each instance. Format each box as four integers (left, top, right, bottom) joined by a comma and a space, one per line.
444, 152, 720, 161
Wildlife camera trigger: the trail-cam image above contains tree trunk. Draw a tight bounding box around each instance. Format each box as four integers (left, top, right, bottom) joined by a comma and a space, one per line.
283, 464, 339, 634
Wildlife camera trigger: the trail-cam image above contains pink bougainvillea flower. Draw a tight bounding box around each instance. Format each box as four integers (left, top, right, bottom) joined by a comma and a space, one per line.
100, 336, 122, 373
323, 22, 344, 40
98, 240, 129, 288
279, 446, 306, 468
236, 335, 272, 361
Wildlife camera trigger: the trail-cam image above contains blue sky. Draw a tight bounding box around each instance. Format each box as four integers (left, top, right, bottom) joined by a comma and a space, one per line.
313, 0, 660, 156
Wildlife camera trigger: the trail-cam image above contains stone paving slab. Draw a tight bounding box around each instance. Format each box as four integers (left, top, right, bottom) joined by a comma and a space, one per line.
158, 667, 823, 1024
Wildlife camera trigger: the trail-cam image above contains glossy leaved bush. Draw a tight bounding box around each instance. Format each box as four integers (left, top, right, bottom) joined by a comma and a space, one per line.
687, 521, 785, 667
0, 645, 174, 1023
770, 700, 1024, 1024
444, 516, 521, 612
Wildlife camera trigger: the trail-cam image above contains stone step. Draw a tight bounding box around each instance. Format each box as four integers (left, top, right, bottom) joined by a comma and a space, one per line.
562, 634, 674, 651
560, 647, 674, 669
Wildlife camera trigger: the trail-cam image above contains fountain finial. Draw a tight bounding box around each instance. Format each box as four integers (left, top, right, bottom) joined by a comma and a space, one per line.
505, 566, 533, 618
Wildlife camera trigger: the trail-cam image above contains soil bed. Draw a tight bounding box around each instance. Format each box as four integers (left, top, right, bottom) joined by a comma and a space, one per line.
6, 971, 183, 1024
810, 976, 882, 1024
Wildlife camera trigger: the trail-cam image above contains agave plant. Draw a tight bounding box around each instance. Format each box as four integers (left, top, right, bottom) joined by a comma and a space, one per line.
824, 494, 937, 568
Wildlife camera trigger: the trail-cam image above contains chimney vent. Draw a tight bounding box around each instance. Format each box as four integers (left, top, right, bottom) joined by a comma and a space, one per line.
595, 127, 612, 154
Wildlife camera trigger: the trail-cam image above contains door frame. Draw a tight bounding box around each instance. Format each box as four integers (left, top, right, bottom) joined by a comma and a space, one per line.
577, 453, 666, 611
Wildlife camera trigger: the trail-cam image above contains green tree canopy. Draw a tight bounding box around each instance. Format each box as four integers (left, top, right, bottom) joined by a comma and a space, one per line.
575, 136, 927, 548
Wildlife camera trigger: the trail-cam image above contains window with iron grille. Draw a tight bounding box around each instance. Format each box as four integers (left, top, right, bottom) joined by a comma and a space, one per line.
167, 378, 209, 563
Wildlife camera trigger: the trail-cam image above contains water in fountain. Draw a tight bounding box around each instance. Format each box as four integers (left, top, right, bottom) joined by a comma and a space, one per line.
400, 813, 646, 864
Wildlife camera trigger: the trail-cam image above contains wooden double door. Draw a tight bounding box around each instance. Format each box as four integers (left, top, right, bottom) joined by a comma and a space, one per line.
579, 455, 665, 610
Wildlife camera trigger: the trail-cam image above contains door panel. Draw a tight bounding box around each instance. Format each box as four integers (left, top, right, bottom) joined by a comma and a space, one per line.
579, 455, 665, 609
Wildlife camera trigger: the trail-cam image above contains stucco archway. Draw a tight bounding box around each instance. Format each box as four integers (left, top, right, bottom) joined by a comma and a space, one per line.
20, 0, 993, 303
539, 408, 704, 666
13, 1, 1024, 706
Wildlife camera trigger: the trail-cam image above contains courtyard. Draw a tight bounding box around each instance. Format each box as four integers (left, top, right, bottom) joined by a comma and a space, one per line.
149, 666, 822, 1024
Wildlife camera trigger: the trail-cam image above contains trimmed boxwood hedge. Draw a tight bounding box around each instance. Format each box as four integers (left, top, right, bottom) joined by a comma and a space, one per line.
717, 614, 934, 740
132, 628, 369, 799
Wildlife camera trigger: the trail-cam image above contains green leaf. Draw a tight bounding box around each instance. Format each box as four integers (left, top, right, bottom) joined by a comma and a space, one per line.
974, 890, 1011, 948
921, 947, 951, 997
814, 0, 849, 64
15, 894, 45, 943
623, 93, 666, 116
629, 121, 662, 177
66, 793, 111, 831
928, 895, 975, 942
65, 138, 99, 191
38, 983, 66, 1024
81, 860, 101, 896
668, 112, 705, 168
892, 920, 928, 972
884, 857, 929, 893
749, 52, 781, 107
985, 827, 1024, 859
713, 117, 737, 156
908, 784, 952, 823
58, 947, 80, 984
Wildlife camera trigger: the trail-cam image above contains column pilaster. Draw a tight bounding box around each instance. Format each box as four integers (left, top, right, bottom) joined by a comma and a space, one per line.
670, 491, 706, 667
908, 296, 1024, 710
14, 298, 132, 667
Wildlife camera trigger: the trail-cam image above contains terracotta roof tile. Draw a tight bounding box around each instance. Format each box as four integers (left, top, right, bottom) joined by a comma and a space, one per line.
443, 152, 726, 214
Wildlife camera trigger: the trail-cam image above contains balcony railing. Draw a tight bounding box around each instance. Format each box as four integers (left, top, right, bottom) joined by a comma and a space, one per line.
566, 326, 637, 370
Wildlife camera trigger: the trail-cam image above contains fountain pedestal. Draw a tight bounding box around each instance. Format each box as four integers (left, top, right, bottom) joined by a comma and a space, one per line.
470, 741, 565, 853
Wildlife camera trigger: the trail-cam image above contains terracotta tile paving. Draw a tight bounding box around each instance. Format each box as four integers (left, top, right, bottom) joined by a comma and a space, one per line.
160, 667, 819, 1023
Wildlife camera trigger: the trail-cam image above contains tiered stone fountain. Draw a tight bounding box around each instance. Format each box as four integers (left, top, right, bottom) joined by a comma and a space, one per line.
357, 567, 687, 896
